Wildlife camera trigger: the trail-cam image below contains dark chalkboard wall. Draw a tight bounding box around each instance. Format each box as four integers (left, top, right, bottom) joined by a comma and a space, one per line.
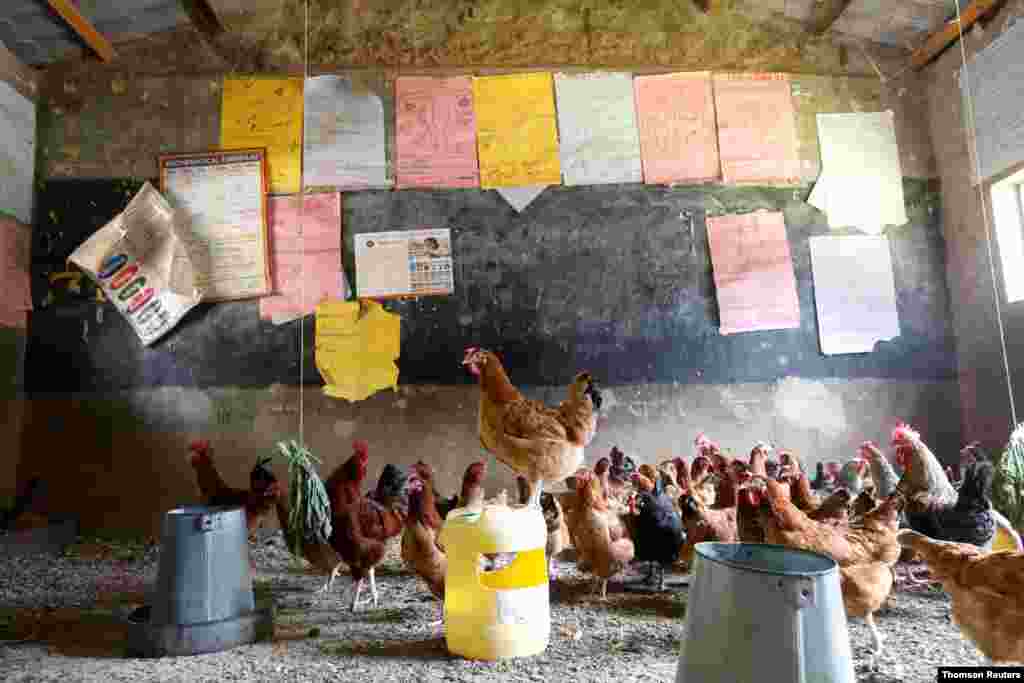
26, 179, 956, 393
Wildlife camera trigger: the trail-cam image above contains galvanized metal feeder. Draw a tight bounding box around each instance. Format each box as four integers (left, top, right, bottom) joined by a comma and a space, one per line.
677, 542, 855, 683
126, 505, 273, 657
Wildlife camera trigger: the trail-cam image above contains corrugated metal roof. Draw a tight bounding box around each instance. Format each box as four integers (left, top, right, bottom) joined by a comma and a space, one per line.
0, 0, 187, 65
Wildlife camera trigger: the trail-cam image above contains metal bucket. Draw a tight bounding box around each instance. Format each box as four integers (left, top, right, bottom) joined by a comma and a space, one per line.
677, 543, 854, 683
125, 505, 272, 657
151, 506, 255, 625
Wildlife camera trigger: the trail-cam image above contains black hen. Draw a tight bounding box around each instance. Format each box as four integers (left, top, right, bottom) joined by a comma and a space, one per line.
907, 460, 996, 547
609, 447, 637, 486
632, 478, 685, 590
367, 464, 409, 513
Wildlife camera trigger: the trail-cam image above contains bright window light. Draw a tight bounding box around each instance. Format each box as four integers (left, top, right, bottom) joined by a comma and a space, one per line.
990, 167, 1024, 303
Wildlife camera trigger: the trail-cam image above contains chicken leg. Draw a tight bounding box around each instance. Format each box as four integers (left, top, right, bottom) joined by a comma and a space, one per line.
865, 612, 885, 670
317, 564, 342, 594
527, 479, 543, 509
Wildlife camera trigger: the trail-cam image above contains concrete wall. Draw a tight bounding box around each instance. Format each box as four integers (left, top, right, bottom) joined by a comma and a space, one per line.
0, 42, 37, 504
20, 379, 961, 536
16, 7, 960, 535
923, 0, 1024, 453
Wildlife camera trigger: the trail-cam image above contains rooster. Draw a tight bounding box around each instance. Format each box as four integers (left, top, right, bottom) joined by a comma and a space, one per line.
186, 440, 282, 533
898, 530, 1024, 663
323, 441, 406, 610
462, 348, 602, 507
892, 424, 1020, 579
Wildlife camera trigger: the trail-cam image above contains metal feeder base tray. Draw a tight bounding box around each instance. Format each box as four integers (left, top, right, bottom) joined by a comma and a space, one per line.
125, 602, 274, 657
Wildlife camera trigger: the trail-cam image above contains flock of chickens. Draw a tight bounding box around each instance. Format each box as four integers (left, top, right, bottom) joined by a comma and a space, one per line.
186, 348, 1024, 668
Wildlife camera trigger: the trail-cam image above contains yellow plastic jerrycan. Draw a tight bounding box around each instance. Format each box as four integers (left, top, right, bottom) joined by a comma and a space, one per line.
438, 502, 550, 660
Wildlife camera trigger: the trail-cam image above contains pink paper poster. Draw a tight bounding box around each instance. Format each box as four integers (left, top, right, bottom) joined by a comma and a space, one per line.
259, 193, 346, 321
0, 215, 32, 328
395, 76, 479, 189
634, 72, 720, 184
713, 74, 800, 184
706, 210, 800, 335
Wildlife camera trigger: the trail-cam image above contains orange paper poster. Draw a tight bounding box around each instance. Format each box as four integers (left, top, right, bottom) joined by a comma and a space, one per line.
706, 210, 800, 335
260, 193, 347, 323
395, 77, 479, 189
634, 72, 720, 184
713, 74, 800, 184
0, 214, 31, 328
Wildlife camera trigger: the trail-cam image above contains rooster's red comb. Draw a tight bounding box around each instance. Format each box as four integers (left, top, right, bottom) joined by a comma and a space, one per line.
891, 423, 919, 445
352, 439, 369, 457
189, 439, 210, 453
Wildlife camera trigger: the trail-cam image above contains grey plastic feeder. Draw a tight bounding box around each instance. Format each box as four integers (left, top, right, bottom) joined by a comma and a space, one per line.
126, 506, 273, 657
676, 542, 855, 683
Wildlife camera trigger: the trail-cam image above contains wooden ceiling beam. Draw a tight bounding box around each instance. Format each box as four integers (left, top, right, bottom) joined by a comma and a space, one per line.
180, 0, 225, 40
911, 0, 1002, 70
811, 0, 855, 35
44, 0, 116, 62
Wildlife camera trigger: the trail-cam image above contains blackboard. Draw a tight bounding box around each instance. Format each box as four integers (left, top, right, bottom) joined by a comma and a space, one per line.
25, 179, 956, 393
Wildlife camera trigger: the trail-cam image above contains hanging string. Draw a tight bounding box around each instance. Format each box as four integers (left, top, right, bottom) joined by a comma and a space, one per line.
298, 0, 310, 447
954, 0, 1018, 427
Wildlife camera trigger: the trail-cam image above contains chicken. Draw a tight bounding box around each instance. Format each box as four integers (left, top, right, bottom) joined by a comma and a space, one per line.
810, 462, 834, 491
835, 458, 869, 496
778, 451, 803, 475
463, 348, 602, 507
757, 478, 903, 568
898, 530, 1024, 663
367, 463, 409, 514
323, 441, 406, 610
570, 471, 635, 599
839, 561, 895, 669
0, 478, 45, 531
894, 426, 1006, 556
688, 456, 717, 507
737, 485, 765, 544
518, 476, 569, 580
629, 473, 684, 590
401, 463, 446, 604
186, 440, 281, 533
807, 489, 853, 526
456, 461, 487, 512
789, 470, 822, 513
679, 464, 741, 565
749, 442, 771, 478
862, 442, 901, 499
608, 447, 637, 500
657, 461, 683, 515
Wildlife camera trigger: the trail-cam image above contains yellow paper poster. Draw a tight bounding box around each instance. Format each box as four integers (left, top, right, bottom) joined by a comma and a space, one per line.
472, 73, 561, 188
220, 77, 303, 194
315, 299, 400, 401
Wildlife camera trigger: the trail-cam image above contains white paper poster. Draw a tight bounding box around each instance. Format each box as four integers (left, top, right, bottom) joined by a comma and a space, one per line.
355, 228, 453, 299
810, 111, 908, 234
809, 235, 901, 355
304, 75, 391, 190
0, 81, 36, 225
553, 72, 643, 186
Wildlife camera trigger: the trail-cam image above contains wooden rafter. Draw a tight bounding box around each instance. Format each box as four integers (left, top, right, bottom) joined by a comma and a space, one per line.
811, 0, 855, 35
44, 0, 116, 62
911, 0, 1002, 70
180, 0, 225, 40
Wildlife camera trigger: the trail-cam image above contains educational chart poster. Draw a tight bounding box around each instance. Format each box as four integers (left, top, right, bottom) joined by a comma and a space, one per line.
472, 73, 561, 188
304, 75, 391, 190
354, 228, 453, 299
220, 77, 303, 194
706, 210, 800, 335
713, 73, 800, 184
553, 72, 643, 186
394, 76, 479, 188
160, 150, 271, 301
809, 235, 901, 355
633, 71, 720, 184
260, 192, 348, 324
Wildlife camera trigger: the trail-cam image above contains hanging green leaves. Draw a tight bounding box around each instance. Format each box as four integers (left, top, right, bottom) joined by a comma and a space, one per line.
274, 439, 333, 557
